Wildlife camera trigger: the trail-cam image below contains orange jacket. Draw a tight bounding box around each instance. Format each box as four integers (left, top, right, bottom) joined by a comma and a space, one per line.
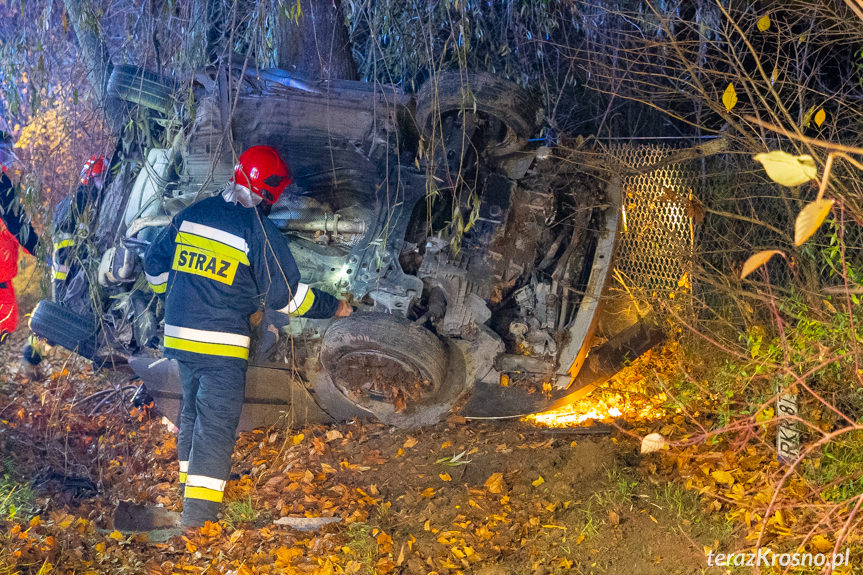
0, 220, 20, 283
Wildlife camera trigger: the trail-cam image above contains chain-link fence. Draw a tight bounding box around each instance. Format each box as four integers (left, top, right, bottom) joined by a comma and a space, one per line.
609, 144, 696, 323
610, 143, 812, 329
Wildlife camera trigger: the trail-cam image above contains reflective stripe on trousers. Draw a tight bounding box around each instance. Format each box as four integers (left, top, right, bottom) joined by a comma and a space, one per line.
177, 360, 246, 526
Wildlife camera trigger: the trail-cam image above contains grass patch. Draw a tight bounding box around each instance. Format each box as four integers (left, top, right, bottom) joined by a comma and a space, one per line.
222, 497, 259, 528
804, 431, 863, 503
651, 482, 734, 541
345, 522, 378, 574
575, 499, 601, 538
0, 462, 37, 521
591, 467, 639, 508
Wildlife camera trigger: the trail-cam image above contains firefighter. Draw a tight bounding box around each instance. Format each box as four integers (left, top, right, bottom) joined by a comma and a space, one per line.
0, 134, 38, 345
144, 145, 352, 527
51, 155, 106, 303
20, 154, 106, 372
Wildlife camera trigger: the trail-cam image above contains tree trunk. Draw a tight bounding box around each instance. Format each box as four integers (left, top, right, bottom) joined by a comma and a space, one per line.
63, 0, 125, 134
277, 0, 358, 81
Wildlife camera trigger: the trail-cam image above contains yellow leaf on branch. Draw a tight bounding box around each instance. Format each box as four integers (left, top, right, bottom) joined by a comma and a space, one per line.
753, 151, 817, 187
722, 83, 738, 112
795, 199, 834, 246
740, 250, 783, 279
814, 108, 826, 127
757, 15, 771, 31
802, 105, 818, 128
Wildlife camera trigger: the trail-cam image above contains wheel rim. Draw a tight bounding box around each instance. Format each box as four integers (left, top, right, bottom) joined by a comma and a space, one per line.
329, 350, 436, 413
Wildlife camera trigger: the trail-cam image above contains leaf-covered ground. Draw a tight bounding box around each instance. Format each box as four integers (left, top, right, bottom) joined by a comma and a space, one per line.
0, 350, 731, 575
1, 262, 852, 575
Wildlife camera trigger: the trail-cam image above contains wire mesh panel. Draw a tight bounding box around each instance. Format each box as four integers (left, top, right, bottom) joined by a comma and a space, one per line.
610, 145, 697, 317
598, 140, 863, 338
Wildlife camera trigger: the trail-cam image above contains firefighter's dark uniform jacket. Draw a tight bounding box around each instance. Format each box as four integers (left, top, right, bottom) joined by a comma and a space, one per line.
143, 194, 337, 525
144, 195, 337, 361
21, 183, 100, 369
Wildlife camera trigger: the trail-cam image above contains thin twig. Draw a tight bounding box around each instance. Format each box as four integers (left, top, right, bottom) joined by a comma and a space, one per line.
843, 0, 863, 20
743, 116, 863, 156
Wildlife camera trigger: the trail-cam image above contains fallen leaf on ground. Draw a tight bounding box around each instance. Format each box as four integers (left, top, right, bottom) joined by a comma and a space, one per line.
484, 473, 505, 494
711, 470, 735, 485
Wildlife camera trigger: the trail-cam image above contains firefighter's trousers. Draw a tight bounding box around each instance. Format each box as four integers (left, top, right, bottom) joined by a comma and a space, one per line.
177, 358, 246, 526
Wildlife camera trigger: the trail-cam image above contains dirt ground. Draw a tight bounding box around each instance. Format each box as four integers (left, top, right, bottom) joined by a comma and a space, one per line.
0, 262, 738, 574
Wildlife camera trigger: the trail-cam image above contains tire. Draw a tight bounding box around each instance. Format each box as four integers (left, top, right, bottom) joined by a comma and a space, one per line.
28, 300, 99, 361
319, 313, 449, 424
414, 71, 539, 140
107, 65, 174, 114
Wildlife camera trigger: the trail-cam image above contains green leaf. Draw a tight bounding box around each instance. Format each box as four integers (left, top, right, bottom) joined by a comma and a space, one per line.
435, 450, 471, 466
753, 151, 818, 187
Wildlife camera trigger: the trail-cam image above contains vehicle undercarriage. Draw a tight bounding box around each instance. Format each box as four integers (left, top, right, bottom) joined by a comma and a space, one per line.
29, 66, 661, 428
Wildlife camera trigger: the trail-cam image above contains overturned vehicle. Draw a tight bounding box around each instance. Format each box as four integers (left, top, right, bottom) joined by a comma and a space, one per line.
30, 66, 660, 428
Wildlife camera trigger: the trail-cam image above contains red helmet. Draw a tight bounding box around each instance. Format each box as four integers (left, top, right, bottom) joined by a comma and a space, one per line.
80, 154, 106, 185
232, 146, 292, 204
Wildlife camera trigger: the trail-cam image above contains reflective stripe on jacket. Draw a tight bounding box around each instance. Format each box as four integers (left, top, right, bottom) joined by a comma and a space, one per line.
51, 232, 76, 280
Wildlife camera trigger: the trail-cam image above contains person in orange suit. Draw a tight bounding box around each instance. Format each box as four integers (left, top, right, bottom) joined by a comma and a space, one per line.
0, 133, 38, 345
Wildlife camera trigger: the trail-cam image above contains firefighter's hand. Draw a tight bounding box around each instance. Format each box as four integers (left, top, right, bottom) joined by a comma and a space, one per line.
334, 299, 353, 318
